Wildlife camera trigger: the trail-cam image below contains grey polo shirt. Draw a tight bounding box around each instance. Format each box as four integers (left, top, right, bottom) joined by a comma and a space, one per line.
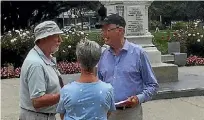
19, 45, 61, 113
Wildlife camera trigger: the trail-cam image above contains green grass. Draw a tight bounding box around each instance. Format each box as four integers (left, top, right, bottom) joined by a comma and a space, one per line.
85, 31, 104, 46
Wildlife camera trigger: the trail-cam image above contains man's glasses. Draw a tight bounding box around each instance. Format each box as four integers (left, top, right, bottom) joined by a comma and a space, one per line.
101, 27, 119, 32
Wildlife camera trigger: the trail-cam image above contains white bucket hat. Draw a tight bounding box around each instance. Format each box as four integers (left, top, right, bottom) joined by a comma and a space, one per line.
34, 21, 63, 43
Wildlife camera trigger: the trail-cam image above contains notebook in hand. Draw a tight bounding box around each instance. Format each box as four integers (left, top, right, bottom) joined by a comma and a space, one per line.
115, 100, 132, 106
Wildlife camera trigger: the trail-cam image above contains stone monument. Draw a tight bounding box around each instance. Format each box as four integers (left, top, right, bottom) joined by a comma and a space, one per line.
100, 1, 178, 83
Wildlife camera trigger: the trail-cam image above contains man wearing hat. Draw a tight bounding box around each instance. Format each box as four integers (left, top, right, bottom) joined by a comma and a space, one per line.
97, 14, 159, 120
19, 21, 63, 120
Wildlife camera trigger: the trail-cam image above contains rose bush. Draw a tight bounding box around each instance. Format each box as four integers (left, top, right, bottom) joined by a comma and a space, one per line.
1, 28, 103, 79
169, 22, 204, 57
1, 29, 35, 67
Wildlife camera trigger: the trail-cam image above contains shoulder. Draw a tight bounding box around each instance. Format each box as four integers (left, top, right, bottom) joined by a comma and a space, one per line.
21, 56, 43, 73
99, 45, 112, 64
62, 82, 75, 90
61, 82, 79, 93
126, 41, 147, 58
22, 60, 44, 71
98, 81, 113, 91
101, 44, 111, 55
26, 48, 38, 60
101, 44, 109, 53
101, 49, 108, 58
98, 46, 110, 66
22, 49, 45, 68
128, 42, 144, 53
98, 82, 114, 98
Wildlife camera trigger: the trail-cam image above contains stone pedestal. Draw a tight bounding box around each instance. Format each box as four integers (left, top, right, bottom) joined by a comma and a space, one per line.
152, 63, 178, 83
100, 1, 178, 83
172, 52, 187, 66
168, 42, 180, 54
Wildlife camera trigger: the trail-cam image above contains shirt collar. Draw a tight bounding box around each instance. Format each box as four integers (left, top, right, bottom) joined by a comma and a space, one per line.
122, 40, 129, 51
34, 45, 56, 66
108, 39, 130, 53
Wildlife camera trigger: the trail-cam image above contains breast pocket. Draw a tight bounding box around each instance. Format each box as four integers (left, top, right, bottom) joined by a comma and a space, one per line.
120, 62, 141, 79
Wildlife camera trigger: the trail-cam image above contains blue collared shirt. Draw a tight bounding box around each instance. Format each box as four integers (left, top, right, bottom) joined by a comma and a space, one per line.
56, 81, 116, 120
97, 40, 159, 104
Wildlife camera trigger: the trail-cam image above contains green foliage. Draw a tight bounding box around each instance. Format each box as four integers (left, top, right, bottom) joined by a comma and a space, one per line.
152, 30, 171, 54
1, 29, 35, 67
56, 30, 102, 62
56, 30, 87, 62
1, 29, 102, 67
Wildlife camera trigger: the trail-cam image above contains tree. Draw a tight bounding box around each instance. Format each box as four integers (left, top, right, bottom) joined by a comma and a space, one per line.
1, 1, 101, 34
149, 1, 204, 24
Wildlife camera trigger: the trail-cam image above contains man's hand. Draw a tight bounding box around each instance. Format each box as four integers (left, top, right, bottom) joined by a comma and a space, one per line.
32, 93, 60, 109
60, 113, 64, 120
107, 111, 111, 118
126, 96, 139, 108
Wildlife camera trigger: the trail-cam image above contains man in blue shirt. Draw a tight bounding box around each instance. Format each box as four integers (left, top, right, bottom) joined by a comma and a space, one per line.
56, 40, 116, 120
97, 14, 159, 120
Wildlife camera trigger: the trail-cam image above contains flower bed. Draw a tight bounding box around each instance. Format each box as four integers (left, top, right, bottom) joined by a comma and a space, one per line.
1, 67, 21, 79
1, 61, 80, 79
186, 55, 204, 66
1, 56, 204, 79
57, 61, 80, 74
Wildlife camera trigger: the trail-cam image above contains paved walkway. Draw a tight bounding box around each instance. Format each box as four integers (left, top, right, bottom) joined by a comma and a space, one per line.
154, 66, 204, 99
143, 96, 204, 120
1, 66, 204, 120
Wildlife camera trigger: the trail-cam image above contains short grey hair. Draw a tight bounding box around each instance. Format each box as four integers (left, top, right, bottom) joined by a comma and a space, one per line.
76, 40, 101, 72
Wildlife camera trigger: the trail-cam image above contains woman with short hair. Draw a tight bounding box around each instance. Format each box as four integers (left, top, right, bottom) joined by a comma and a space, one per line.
57, 40, 116, 120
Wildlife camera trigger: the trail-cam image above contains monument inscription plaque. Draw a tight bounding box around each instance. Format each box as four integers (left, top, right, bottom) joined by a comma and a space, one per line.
126, 6, 145, 36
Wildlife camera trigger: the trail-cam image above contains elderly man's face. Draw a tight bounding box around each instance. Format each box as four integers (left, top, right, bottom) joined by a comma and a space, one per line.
45, 34, 63, 54
101, 24, 124, 47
